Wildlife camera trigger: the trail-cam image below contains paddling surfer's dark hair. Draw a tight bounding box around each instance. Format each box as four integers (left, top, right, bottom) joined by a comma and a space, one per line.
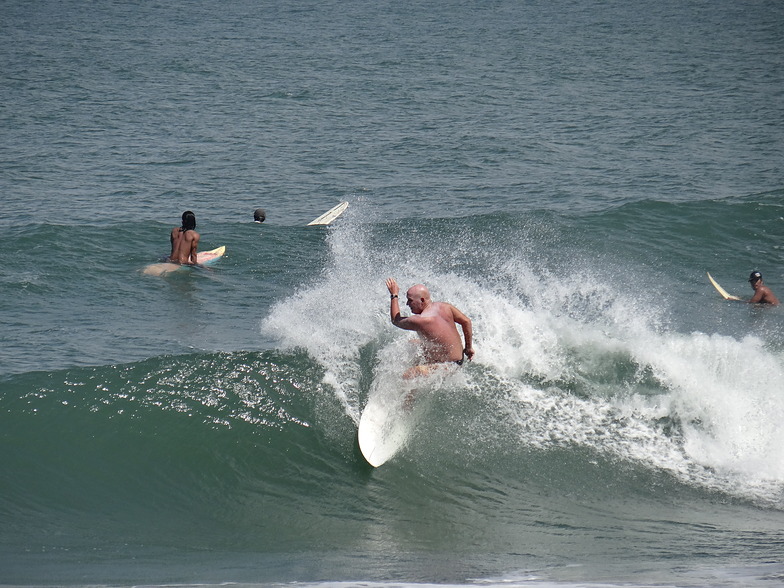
181, 211, 196, 231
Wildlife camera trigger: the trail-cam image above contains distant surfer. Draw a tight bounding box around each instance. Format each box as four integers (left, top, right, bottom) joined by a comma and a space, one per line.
385, 278, 474, 378
746, 271, 779, 305
253, 208, 266, 223
169, 211, 201, 265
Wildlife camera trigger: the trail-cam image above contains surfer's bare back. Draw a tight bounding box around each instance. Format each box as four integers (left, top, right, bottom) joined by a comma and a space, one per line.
169, 211, 200, 265
386, 278, 474, 376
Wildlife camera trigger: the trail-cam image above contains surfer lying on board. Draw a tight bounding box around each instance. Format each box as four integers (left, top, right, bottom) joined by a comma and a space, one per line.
169, 211, 201, 265
747, 271, 779, 306
385, 278, 474, 379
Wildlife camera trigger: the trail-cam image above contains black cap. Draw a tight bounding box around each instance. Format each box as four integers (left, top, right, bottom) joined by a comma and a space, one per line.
254, 208, 266, 223
749, 271, 762, 283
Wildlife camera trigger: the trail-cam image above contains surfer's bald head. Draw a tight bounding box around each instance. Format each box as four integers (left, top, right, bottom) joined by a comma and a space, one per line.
406, 284, 431, 314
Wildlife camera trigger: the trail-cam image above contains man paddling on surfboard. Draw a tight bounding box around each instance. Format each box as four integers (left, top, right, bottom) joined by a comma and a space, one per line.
385, 278, 474, 379
169, 211, 201, 266
747, 271, 779, 306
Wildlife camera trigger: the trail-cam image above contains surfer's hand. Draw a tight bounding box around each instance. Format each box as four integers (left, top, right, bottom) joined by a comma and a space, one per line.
464, 346, 475, 361
386, 278, 399, 296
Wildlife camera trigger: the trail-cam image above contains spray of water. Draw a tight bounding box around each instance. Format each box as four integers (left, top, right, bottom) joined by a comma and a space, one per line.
262, 202, 784, 507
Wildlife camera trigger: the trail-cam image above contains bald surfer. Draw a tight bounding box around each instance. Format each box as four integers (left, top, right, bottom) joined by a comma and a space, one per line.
385, 278, 474, 378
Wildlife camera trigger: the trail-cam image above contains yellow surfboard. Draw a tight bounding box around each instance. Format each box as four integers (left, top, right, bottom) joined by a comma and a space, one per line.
707, 272, 742, 301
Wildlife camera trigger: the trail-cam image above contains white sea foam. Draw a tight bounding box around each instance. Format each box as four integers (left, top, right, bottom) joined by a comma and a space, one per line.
263, 207, 784, 506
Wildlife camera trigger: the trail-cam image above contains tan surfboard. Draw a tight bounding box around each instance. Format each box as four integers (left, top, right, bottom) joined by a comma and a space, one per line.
307, 201, 348, 226
143, 246, 226, 276
707, 272, 742, 301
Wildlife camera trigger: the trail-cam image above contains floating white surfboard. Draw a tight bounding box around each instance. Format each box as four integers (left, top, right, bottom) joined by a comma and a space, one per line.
707, 272, 742, 301
307, 201, 348, 226
143, 246, 226, 277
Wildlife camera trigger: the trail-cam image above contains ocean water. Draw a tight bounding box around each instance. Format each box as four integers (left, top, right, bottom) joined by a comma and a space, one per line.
1, 0, 784, 586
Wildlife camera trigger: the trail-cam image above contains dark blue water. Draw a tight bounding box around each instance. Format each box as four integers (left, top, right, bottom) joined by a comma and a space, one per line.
1, 0, 783, 586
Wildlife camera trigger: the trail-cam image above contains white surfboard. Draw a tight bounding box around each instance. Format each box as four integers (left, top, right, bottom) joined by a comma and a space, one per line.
358, 385, 421, 467
307, 201, 348, 226
358, 363, 464, 466
707, 272, 742, 301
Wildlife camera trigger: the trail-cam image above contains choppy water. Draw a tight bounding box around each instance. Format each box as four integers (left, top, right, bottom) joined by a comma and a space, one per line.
2, 0, 783, 586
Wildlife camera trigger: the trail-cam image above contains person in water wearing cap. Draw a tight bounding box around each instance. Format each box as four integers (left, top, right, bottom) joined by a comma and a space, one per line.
169, 211, 200, 265
385, 278, 474, 379
746, 271, 779, 305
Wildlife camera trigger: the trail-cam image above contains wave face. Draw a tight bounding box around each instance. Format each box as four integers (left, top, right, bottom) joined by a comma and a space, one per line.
2, 196, 784, 586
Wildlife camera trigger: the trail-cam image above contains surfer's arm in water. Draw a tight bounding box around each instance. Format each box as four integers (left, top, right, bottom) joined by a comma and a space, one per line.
748, 285, 780, 305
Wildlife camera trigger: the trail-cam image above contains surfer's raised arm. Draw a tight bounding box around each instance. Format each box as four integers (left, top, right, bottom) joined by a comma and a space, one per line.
386, 279, 433, 332
386, 277, 404, 324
